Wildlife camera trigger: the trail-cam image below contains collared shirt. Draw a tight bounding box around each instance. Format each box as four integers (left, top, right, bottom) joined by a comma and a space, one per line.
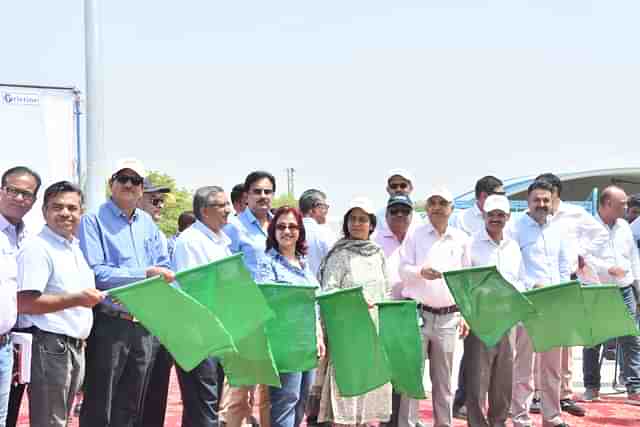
589, 214, 640, 289
470, 227, 526, 292
450, 203, 485, 236
17, 226, 95, 339
223, 208, 272, 278
373, 227, 406, 299
79, 199, 171, 312
548, 201, 609, 274
172, 220, 231, 271
398, 222, 471, 307
375, 206, 423, 236
509, 213, 571, 289
630, 217, 640, 249
0, 214, 28, 334
255, 248, 319, 286
302, 217, 337, 278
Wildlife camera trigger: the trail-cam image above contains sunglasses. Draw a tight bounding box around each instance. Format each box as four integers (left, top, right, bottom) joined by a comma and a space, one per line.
150, 198, 165, 207
389, 182, 409, 190
389, 207, 411, 216
250, 188, 274, 196
276, 223, 299, 231
113, 174, 143, 186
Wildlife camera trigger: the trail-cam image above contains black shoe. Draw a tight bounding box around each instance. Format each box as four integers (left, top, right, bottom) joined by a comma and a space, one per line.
452, 404, 467, 420
530, 397, 541, 414
552, 423, 570, 427
560, 399, 585, 417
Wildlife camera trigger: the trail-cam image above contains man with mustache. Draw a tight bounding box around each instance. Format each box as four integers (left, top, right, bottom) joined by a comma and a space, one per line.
509, 180, 571, 427
376, 170, 422, 235
78, 158, 175, 427
465, 194, 522, 427
399, 187, 472, 427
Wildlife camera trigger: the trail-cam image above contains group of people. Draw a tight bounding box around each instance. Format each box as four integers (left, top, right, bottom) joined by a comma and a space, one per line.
0, 160, 639, 427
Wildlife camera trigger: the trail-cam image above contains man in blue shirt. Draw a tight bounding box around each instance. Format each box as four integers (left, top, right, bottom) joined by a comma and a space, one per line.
78, 158, 174, 427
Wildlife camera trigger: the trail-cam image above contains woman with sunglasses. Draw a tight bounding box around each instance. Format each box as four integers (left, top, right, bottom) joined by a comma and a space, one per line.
255, 206, 325, 427
316, 197, 392, 427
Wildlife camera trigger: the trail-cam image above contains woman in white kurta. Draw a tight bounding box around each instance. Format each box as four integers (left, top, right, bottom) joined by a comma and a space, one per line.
317, 198, 392, 426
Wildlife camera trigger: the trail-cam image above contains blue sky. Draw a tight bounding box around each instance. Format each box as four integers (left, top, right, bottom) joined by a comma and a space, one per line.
3, 0, 640, 214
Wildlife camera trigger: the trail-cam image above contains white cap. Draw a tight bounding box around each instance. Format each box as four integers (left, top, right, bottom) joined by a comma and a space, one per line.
386, 169, 414, 185
111, 158, 146, 178
483, 195, 510, 214
425, 187, 454, 203
348, 196, 375, 215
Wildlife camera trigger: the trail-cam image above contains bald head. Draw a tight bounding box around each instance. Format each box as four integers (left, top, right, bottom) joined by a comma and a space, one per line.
598, 185, 627, 225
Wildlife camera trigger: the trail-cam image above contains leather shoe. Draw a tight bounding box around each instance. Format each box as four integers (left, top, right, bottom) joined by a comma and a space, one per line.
560, 399, 585, 417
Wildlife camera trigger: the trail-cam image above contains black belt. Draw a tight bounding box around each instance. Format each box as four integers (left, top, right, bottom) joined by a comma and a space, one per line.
417, 304, 459, 315
33, 328, 85, 349
0, 333, 10, 347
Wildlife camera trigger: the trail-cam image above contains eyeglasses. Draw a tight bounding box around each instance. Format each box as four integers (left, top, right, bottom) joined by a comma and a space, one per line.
2, 186, 36, 202
150, 198, 165, 207
389, 182, 409, 190
313, 202, 330, 210
250, 188, 274, 196
389, 207, 411, 216
112, 174, 143, 186
275, 223, 299, 232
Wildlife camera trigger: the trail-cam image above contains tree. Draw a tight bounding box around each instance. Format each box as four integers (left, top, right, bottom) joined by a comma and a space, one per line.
272, 193, 297, 209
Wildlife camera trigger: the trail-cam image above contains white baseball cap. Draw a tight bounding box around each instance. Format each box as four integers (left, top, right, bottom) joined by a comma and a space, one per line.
483, 195, 510, 214
425, 187, 454, 203
386, 169, 414, 185
111, 158, 146, 178
348, 196, 375, 216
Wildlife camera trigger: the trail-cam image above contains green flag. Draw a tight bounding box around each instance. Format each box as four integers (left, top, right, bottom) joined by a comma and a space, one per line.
259, 284, 318, 373
108, 276, 236, 372
582, 284, 640, 347
523, 281, 591, 352
317, 287, 391, 397
377, 301, 426, 399
175, 254, 280, 386
443, 266, 536, 347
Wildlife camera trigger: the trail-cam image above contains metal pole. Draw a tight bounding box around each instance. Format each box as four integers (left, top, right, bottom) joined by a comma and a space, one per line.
84, 0, 106, 211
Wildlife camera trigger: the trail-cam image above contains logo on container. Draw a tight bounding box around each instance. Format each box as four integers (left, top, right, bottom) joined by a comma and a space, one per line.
1, 92, 40, 105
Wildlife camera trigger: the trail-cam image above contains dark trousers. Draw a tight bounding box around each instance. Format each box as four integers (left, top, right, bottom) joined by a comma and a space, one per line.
79, 313, 155, 427
464, 332, 513, 427
137, 340, 173, 427
176, 356, 220, 427
6, 383, 25, 427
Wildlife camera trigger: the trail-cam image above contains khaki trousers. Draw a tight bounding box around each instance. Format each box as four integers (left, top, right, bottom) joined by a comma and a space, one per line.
219, 378, 271, 427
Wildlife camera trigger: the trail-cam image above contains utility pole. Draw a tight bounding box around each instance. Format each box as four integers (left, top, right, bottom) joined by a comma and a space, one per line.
286, 167, 296, 197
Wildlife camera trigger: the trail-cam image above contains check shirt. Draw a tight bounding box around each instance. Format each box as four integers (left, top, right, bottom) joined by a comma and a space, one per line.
0, 214, 28, 334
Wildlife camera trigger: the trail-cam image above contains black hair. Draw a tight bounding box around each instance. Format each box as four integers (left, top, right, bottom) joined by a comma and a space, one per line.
527, 179, 554, 195
42, 181, 83, 208
2, 166, 42, 195
177, 211, 196, 232
535, 173, 562, 196
474, 175, 503, 199
230, 184, 246, 204
244, 171, 276, 193
342, 209, 377, 239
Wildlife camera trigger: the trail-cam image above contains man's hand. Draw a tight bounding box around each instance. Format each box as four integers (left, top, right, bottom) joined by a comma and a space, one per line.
73, 289, 105, 308
146, 266, 176, 283
316, 323, 326, 358
459, 318, 469, 339
608, 266, 626, 278
420, 267, 442, 280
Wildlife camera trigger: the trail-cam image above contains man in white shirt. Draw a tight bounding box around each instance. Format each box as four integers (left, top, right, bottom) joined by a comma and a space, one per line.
465, 195, 523, 427
16, 181, 104, 427
449, 175, 504, 418
399, 187, 471, 427
509, 180, 571, 427
626, 194, 640, 248
375, 195, 425, 427
450, 175, 504, 236
298, 189, 337, 277
581, 185, 640, 406
376, 169, 422, 234
0, 166, 42, 427
172, 186, 233, 427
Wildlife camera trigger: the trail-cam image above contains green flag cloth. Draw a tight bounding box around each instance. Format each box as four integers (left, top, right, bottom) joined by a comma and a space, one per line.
258, 284, 318, 373
108, 277, 236, 372
175, 254, 280, 387
377, 301, 426, 399
317, 287, 391, 397
582, 284, 640, 347
443, 266, 537, 347
523, 281, 591, 352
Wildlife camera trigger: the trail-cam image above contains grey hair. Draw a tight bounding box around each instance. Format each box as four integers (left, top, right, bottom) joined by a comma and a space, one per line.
298, 189, 327, 215
193, 186, 224, 221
